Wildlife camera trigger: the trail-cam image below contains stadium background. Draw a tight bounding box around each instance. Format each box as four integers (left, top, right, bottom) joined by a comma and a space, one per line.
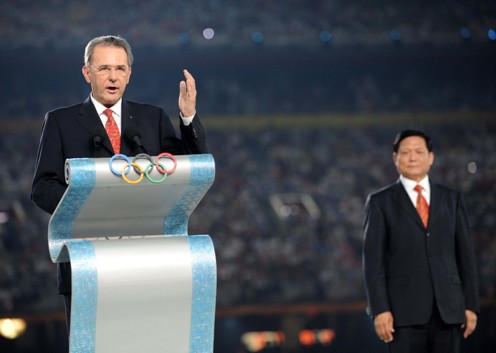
0, 1, 495, 352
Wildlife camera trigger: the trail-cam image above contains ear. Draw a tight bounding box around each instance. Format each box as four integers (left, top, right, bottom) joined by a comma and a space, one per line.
126, 67, 132, 84
392, 152, 398, 166
82, 65, 91, 83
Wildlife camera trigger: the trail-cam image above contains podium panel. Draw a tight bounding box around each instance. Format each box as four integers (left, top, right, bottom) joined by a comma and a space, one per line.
47, 154, 216, 353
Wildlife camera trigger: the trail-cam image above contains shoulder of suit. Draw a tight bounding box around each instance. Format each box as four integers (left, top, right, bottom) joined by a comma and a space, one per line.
122, 100, 166, 121
367, 181, 401, 199
124, 100, 163, 112
431, 181, 461, 195
44, 102, 86, 123
47, 102, 84, 115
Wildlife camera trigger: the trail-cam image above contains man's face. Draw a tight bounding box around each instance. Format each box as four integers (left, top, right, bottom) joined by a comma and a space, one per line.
393, 136, 434, 182
82, 45, 132, 107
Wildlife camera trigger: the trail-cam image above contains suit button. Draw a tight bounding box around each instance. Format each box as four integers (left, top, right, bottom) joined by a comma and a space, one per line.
426, 232, 430, 237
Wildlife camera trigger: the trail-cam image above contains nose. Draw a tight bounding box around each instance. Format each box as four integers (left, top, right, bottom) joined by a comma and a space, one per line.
108, 68, 118, 80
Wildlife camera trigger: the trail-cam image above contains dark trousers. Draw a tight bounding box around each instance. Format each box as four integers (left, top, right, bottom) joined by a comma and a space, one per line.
388, 306, 462, 353
63, 294, 71, 334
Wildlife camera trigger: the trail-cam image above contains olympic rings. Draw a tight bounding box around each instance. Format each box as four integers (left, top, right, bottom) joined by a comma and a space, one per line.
132, 153, 153, 173
109, 154, 131, 176
109, 153, 176, 184
121, 162, 144, 184
145, 162, 168, 183
156, 152, 177, 174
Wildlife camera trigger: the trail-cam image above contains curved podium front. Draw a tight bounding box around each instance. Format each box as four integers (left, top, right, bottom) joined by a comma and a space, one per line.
48, 154, 216, 353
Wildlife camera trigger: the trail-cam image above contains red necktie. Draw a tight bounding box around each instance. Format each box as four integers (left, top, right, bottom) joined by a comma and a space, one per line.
414, 184, 429, 228
103, 108, 120, 154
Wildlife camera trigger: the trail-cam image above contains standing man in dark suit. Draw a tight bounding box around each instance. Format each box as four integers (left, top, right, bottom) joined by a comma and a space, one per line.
362, 130, 479, 353
31, 35, 207, 329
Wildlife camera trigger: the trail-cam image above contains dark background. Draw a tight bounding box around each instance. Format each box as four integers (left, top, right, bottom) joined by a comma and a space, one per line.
1, 1, 495, 352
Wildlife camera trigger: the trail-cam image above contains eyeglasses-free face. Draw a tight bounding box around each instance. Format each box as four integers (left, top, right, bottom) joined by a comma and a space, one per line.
393, 136, 434, 182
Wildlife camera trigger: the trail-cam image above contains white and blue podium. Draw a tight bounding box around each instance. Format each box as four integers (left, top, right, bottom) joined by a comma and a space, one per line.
47, 154, 216, 353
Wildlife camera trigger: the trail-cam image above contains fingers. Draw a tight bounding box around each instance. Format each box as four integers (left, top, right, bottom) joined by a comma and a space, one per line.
463, 310, 477, 338
178, 69, 197, 117
382, 328, 395, 343
462, 323, 474, 338
179, 80, 187, 96
180, 69, 196, 94
179, 69, 196, 97
374, 311, 395, 343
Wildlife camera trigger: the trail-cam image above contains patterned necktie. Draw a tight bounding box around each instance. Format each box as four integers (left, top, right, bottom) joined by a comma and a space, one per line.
103, 108, 120, 154
414, 184, 429, 228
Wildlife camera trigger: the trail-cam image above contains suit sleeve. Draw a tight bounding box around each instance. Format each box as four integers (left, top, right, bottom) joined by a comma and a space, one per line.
455, 193, 480, 314
158, 110, 207, 155
31, 112, 67, 214
179, 114, 207, 154
363, 194, 391, 317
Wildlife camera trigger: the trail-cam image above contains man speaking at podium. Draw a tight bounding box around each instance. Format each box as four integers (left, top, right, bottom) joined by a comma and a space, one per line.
31, 35, 208, 330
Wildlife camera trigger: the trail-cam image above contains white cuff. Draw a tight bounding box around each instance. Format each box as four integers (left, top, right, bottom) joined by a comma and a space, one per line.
180, 111, 195, 126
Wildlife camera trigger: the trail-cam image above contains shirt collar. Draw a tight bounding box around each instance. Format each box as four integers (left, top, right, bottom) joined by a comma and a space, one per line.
400, 174, 430, 192
90, 94, 122, 117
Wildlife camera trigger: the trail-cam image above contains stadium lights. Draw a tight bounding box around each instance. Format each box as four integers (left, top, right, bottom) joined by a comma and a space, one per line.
489, 29, 496, 41
0, 318, 27, 339
320, 31, 332, 43
241, 331, 285, 352
203, 28, 215, 40
0, 211, 9, 224
251, 32, 264, 44
299, 329, 336, 346
241, 329, 336, 351
389, 29, 401, 42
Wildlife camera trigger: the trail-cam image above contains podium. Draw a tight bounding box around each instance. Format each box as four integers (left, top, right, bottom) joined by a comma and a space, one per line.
48, 154, 216, 353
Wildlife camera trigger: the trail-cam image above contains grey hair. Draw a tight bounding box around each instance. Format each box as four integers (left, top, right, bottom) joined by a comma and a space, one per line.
84, 35, 134, 67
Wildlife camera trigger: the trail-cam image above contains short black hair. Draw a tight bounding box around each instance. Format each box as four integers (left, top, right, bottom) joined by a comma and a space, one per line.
393, 129, 433, 153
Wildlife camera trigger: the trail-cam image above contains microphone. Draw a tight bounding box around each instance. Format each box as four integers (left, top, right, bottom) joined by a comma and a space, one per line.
91, 125, 106, 157
124, 126, 148, 154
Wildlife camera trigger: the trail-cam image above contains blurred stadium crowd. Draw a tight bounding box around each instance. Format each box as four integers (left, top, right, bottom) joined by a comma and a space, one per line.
1, 0, 495, 48
196, 122, 496, 307
1, 118, 495, 313
2, 44, 495, 119
0, 0, 495, 319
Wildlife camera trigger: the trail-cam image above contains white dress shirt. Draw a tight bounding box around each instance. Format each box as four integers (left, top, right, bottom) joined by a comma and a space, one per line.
90, 94, 195, 132
400, 174, 431, 206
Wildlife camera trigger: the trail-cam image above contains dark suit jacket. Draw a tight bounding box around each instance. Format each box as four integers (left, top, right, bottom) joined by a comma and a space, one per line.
363, 180, 479, 327
31, 97, 207, 293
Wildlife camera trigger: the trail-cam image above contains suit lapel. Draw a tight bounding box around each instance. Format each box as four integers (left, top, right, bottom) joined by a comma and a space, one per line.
77, 97, 114, 154
427, 182, 444, 226
392, 180, 426, 229
120, 100, 134, 155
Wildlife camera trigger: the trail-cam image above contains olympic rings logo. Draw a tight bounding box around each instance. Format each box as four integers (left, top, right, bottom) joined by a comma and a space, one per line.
109, 153, 177, 184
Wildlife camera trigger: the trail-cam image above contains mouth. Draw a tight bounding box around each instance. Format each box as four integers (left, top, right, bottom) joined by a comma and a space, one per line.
106, 86, 119, 94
